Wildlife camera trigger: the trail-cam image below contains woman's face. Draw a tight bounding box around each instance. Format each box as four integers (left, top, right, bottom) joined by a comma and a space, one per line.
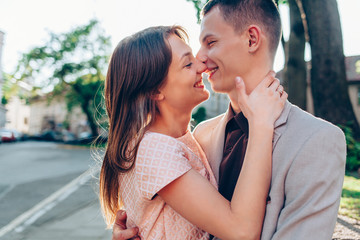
158, 34, 209, 112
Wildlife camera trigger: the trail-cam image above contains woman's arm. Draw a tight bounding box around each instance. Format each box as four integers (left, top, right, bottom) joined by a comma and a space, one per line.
159, 75, 287, 240
158, 124, 273, 240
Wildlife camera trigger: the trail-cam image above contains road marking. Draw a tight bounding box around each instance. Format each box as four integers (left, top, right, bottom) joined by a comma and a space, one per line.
0, 166, 99, 238
0, 185, 15, 201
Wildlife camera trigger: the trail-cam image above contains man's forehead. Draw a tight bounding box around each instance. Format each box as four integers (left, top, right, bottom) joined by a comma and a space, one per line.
199, 9, 219, 42
199, 10, 235, 43
199, 22, 208, 43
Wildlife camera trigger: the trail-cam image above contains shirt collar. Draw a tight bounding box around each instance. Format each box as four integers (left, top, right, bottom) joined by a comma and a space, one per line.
227, 105, 249, 134
226, 100, 291, 130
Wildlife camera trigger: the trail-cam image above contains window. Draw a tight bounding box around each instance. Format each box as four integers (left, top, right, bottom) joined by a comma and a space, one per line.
356, 60, 360, 74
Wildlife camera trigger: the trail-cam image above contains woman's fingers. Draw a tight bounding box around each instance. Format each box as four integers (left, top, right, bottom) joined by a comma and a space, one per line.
276, 85, 284, 96
268, 78, 281, 93
235, 76, 248, 104
281, 90, 288, 101
257, 71, 276, 89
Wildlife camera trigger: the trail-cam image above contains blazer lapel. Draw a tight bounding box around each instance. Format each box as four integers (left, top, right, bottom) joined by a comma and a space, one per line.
273, 101, 292, 149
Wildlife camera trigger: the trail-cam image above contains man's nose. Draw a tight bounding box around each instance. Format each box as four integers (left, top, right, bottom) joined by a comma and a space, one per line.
196, 48, 207, 64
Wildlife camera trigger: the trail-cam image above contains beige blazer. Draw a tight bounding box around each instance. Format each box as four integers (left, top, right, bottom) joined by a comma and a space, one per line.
193, 101, 346, 240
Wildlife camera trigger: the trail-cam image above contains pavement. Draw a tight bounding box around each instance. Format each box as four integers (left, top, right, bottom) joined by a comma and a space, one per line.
2, 202, 112, 240
1, 165, 359, 240
0, 166, 112, 240
333, 215, 360, 240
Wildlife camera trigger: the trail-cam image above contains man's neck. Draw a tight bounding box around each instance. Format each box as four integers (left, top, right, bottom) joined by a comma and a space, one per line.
228, 65, 274, 115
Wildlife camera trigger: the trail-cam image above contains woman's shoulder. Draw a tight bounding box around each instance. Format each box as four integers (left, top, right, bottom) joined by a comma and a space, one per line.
134, 132, 193, 200
141, 132, 180, 147
137, 132, 185, 158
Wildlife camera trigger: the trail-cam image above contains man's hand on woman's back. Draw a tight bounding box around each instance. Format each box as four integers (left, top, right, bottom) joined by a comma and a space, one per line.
112, 210, 140, 240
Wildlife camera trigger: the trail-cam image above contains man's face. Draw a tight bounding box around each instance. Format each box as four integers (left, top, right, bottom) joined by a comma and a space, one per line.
197, 6, 251, 94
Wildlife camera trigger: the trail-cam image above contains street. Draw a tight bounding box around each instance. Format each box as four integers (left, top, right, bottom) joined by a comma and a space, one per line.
0, 141, 111, 240
0, 141, 359, 240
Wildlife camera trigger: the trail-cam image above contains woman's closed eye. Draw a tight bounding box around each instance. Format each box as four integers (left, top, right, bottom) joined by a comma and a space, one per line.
185, 62, 193, 68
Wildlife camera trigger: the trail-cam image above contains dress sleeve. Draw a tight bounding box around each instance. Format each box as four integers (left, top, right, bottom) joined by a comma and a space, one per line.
135, 133, 192, 200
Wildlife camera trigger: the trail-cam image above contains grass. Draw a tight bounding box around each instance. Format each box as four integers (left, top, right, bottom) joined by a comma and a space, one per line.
339, 173, 360, 221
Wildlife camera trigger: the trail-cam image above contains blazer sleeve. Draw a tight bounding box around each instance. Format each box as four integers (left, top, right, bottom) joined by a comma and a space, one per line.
271, 124, 346, 240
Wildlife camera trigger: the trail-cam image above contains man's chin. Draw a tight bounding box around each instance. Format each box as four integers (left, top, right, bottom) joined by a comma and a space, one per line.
209, 83, 228, 94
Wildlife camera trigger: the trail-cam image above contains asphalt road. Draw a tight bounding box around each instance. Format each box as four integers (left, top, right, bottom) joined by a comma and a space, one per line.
1, 141, 358, 240
0, 141, 107, 239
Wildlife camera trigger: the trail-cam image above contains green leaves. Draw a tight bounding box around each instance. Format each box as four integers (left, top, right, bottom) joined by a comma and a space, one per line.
186, 0, 209, 23
8, 18, 111, 137
339, 124, 360, 171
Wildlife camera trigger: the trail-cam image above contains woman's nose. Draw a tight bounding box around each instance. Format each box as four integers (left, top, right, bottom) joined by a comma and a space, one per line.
196, 59, 207, 73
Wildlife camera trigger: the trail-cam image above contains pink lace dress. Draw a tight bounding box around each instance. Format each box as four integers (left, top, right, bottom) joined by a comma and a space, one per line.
118, 131, 217, 240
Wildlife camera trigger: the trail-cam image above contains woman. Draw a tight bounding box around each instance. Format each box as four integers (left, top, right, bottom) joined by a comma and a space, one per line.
100, 25, 286, 239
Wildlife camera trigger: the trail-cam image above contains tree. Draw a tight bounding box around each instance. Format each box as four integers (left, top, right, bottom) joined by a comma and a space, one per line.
186, 0, 208, 23
2, 73, 15, 105
11, 19, 111, 137
192, 106, 207, 126
282, 0, 307, 110
299, 0, 360, 136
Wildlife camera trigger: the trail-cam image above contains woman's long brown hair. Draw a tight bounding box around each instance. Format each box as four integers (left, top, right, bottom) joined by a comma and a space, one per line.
100, 26, 188, 227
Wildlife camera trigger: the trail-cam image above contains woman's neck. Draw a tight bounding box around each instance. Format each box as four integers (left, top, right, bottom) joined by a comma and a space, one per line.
149, 108, 191, 138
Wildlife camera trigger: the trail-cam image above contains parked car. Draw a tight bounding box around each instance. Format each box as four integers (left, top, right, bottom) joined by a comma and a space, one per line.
77, 131, 94, 144
10, 129, 24, 141
40, 130, 63, 142
62, 130, 77, 144
0, 129, 16, 142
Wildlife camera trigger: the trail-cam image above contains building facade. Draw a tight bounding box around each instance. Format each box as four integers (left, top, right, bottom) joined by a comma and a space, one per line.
6, 94, 91, 137
346, 55, 360, 124
0, 31, 6, 128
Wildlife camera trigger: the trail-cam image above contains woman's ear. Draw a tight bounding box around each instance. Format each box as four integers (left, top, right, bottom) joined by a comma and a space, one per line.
247, 25, 261, 53
151, 91, 165, 101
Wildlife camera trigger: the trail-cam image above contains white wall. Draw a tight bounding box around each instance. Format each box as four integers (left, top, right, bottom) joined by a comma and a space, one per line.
0, 31, 7, 128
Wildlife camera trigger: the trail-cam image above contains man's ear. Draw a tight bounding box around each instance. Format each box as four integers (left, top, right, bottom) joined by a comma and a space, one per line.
247, 25, 261, 53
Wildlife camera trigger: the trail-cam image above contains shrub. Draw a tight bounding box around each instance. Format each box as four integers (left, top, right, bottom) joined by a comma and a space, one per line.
339, 124, 360, 171
192, 107, 207, 127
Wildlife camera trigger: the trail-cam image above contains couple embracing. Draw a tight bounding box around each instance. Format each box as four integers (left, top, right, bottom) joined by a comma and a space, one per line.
100, 0, 346, 239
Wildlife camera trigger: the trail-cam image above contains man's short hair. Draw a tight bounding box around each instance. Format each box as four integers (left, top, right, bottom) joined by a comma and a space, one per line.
202, 0, 282, 56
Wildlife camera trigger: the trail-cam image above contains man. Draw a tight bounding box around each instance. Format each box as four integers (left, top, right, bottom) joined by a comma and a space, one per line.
112, 0, 346, 239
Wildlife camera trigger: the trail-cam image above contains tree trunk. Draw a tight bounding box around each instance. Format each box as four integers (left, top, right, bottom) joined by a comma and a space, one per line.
284, 0, 307, 110
81, 100, 99, 138
300, 0, 360, 136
